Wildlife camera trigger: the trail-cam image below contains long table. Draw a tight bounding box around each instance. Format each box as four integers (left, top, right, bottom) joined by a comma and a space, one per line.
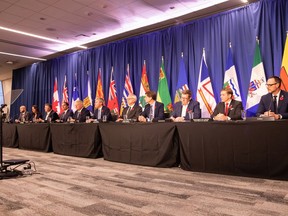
177, 121, 288, 180
3, 123, 18, 148
2, 121, 288, 179
50, 123, 102, 158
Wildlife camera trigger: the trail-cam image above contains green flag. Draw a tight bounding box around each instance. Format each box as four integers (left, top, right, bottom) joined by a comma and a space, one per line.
157, 58, 172, 112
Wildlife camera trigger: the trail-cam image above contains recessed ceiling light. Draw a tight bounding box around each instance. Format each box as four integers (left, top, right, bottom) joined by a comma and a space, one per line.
0, 26, 87, 49
6, 61, 14, 65
241, 0, 248, 3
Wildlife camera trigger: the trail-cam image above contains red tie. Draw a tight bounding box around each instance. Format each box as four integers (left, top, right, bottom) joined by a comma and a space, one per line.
225, 103, 229, 116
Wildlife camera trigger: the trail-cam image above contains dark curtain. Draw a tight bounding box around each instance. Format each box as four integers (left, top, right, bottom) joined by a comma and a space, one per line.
11, 0, 288, 117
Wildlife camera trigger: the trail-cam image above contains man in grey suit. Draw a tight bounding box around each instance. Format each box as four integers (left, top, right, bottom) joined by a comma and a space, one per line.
117, 94, 142, 122
170, 90, 201, 121
211, 88, 243, 121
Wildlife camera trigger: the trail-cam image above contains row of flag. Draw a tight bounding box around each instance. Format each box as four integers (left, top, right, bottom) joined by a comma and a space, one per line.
52, 37, 288, 117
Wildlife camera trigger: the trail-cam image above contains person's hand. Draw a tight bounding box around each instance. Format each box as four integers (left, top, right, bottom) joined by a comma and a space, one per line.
175, 117, 185, 122
15, 119, 20, 123
138, 115, 146, 122
116, 118, 123, 122
214, 113, 228, 121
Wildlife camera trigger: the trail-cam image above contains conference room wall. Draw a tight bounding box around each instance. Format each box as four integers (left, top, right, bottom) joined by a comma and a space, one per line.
11, 0, 288, 117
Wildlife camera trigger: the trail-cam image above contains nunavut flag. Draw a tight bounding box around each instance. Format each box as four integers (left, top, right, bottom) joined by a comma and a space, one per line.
280, 34, 288, 91
196, 49, 216, 118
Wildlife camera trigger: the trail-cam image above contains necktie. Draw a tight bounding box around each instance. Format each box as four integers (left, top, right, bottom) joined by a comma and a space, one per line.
273, 95, 277, 114
149, 105, 153, 117
126, 106, 131, 117
77, 111, 80, 119
225, 103, 229, 116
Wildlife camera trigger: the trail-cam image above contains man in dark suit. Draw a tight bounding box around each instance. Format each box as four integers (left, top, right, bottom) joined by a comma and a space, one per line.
15, 105, 31, 123
117, 94, 142, 122
138, 91, 164, 122
40, 103, 59, 122
170, 90, 201, 121
211, 88, 243, 121
59, 102, 73, 122
257, 76, 288, 119
93, 98, 112, 121
73, 99, 91, 122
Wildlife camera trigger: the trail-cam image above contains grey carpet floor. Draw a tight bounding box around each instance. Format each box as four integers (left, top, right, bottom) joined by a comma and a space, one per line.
1, 147, 288, 216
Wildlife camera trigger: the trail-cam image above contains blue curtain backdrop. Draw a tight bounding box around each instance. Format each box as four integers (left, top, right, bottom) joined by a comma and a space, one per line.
11, 0, 288, 118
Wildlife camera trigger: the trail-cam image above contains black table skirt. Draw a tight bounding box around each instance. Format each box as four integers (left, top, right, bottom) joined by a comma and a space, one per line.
16, 123, 51, 152
3, 123, 18, 148
99, 122, 179, 167
177, 121, 288, 179
50, 123, 102, 158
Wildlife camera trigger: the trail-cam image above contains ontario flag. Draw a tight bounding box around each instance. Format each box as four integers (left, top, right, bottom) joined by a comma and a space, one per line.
120, 64, 134, 115
139, 60, 150, 108
61, 75, 68, 113
280, 33, 288, 91
196, 49, 216, 118
95, 68, 104, 101
107, 67, 119, 115
52, 77, 61, 114
245, 40, 267, 117
174, 53, 189, 103
223, 44, 242, 101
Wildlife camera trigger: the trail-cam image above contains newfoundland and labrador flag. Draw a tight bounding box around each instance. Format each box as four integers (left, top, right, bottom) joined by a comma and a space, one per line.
196, 50, 216, 118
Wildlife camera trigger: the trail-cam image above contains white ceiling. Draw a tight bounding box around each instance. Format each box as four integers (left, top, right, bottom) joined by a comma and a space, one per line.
0, 0, 256, 72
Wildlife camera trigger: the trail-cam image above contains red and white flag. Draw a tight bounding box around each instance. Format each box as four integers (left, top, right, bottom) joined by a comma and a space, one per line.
107, 67, 119, 115
52, 77, 61, 114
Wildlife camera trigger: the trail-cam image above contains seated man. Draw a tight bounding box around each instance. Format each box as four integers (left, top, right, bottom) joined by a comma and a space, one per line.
59, 102, 74, 122
170, 90, 201, 121
93, 98, 112, 121
73, 99, 91, 122
138, 91, 164, 122
40, 103, 59, 122
117, 94, 142, 122
211, 88, 243, 121
257, 76, 288, 119
15, 105, 31, 123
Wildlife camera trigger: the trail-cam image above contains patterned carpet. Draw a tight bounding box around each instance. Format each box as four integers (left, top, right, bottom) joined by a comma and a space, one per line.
1, 147, 288, 216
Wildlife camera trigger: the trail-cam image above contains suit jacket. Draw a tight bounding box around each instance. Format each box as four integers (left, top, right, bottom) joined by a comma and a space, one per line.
59, 109, 74, 122
120, 104, 142, 120
171, 100, 201, 119
74, 108, 91, 122
211, 99, 243, 120
30, 112, 43, 121
18, 111, 31, 121
141, 101, 165, 121
256, 90, 288, 119
44, 110, 59, 122
93, 106, 112, 121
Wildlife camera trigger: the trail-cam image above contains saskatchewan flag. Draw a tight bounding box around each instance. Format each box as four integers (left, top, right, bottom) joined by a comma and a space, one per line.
280, 34, 288, 91
157, 57, 173, 112
139, 60, 150, 108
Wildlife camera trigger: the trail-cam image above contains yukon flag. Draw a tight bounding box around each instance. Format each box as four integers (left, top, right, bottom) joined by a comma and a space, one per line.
96, 68, 104, 100
139, 60, 150, 108
120, 64, 134, 115
223, 44, 242, 101
83, 71, 93, 112
280, 33, 288, 91
107, 67, 119, 115
174, 53, 189, 103
71, 73, 80, 112
52, 77, 61, 114
246, 40, 267, 117
196, 49, 216, 118
157, 57, 173, 112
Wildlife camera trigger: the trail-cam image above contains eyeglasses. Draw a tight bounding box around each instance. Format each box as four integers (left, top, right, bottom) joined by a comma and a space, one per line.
265, 83, 278, 87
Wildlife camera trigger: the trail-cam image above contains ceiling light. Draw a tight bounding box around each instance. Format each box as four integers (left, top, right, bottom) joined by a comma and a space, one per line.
0, 52, 47, 61
0, 26, 87, 49
241, 0, 248, 3
6, 61, 14, 65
